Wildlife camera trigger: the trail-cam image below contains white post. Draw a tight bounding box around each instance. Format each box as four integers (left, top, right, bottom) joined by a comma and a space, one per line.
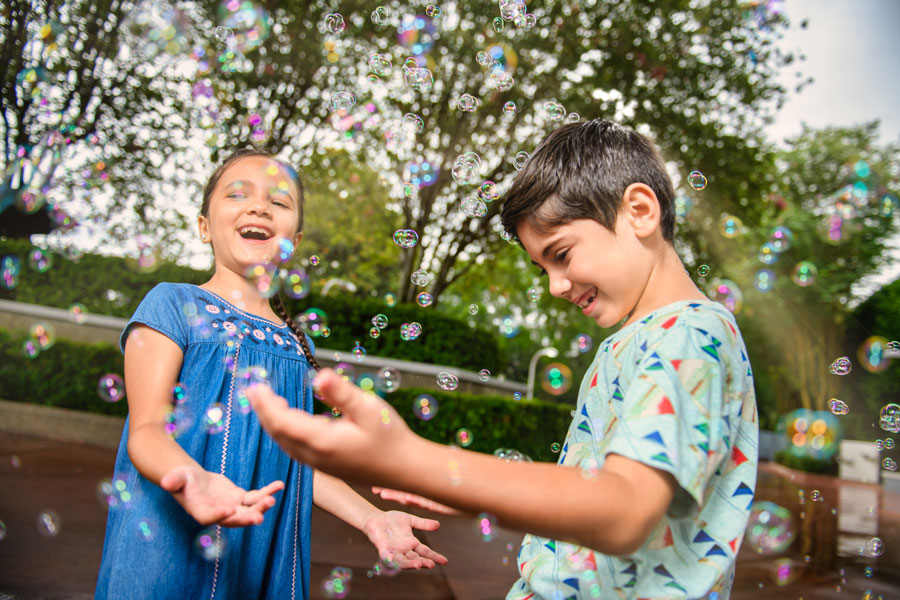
527, 347, 559, 400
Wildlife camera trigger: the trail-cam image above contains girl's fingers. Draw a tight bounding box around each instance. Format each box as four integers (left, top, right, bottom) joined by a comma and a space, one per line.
416, 543, 448, 565
243, 480, 285, 504
409, 515, 441, 531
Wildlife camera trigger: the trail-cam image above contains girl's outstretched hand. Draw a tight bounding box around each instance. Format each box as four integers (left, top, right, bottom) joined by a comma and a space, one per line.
362, 510, 448, 570
161, 465, 284, 527
371, 487, 464, 516
247, 369, 414, 483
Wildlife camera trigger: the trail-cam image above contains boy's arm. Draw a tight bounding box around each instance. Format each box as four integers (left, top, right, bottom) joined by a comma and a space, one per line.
125, 325, 284, 527
250, 370, 677, 555
312, 469, 448, 568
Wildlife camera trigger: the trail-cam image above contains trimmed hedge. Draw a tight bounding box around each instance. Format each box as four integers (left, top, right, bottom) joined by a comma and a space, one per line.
0, 328, 570, 462
0, 239, 504, 373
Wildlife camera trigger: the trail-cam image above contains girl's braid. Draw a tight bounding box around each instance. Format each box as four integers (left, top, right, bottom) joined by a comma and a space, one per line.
272, 294, 322, 371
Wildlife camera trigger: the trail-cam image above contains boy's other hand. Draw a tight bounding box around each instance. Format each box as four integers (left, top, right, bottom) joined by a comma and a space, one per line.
372, 487, 464, 516
161, 464, 284, 527
247, 369, 414, 483
362, 510, 448, 569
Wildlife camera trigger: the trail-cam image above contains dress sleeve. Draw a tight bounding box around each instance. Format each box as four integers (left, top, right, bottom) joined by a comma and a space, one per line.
119, 283, 190, 354
604, 324, 732, 517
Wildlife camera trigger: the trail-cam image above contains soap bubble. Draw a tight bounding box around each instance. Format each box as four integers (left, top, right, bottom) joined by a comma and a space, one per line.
758, 242, 779, 265
22, 339, 40, 359
883, 458, 898, 471
880, 403, 900, 433
476, 512, 496, 541
460, 195, 487, 217
425, 5, 441, 18
234, 366, 268, 414
791, 261, 817, 287
541, 362, 572, 396
213, 25, 232, 42
543, 101, 566, 121
69, 303, 88, 323
402, 113, 425, 134
858, 336, 891, 373
574, 333, 592, 354
513, 392, 522, 401
754, 268, 775, 292
476, 51, 491, 66
503, 101, 517, 115
707, 278, 743, 314
29, 322, 55, 350
829, 356, 852, 375
467, 304, 479, 315
195, 527, 225, 560
98, 374, 126, 403
719, 214, 742, 238
863, 537, 885, 558
368, 53, 391, 75
352, 342, 366, 361
478, 181, 499, 203
321, 565, 352, 599
745, 501, 794, 555
383, 293, 397, 307
1, 255, 21, 289
274, 237, 294, 263
393, 229, 419, 249
371, 6, 388, 25
526, 286, 541, 302
688, 170, 707, 190
36, 510, 61, 537
403, 67, 434, 92
457, 93, 480, 112
400, 322, 423, 341
828, 398, 849, 416
330, 91, 356, 112
697, 264, 710, 276
456, 428, 473, 447
479, 369, 490, 382
323, 13, 345, 33
245, 262, 279, 298
769, 226, 794, 252
416, 292, 433, 307
369, 327, 380, 338
885, 340, 900, 357
451, 152, 482, 185
334, 362, 356, 382
28, 248, 53, 272
205, 403, 226, 434
550, 442, 561, 453
782, 408, 840, 460
500, 315, 519, 338
217, 0, 270, 54
298, 308, 328, 337
372, 314, 388, 329
437, 372, 459, 391
513, 151, 530, 170
283, 269, 311, 299
493, 16, 504, 32
411, 268, 432, 286
376, 367, 401, 393
126, 1, 193, 58
412, 394, 438, 420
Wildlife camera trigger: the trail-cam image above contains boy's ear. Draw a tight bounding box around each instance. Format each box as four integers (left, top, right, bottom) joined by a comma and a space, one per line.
621, 183, 661, 239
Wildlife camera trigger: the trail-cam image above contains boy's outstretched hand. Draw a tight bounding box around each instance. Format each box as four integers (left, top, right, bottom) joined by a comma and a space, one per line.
247, 369, 412, 484
362, 510, 448, 569
161, 464, 284, 527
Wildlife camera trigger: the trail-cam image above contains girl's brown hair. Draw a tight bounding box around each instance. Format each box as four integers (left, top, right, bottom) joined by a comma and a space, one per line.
203, 148, 321, 370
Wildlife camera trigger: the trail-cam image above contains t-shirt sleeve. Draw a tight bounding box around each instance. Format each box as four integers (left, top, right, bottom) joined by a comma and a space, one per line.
604, 324, 731, 518
119, 283, 190, 354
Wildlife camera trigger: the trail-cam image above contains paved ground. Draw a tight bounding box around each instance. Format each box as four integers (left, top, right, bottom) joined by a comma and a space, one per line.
1, 433, 898, 599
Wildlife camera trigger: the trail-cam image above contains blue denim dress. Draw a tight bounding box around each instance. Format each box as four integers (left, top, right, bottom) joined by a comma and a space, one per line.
95, 283, 314, 600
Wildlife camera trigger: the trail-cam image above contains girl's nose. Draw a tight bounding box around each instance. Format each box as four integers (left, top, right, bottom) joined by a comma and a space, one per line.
247, 194, 271, 215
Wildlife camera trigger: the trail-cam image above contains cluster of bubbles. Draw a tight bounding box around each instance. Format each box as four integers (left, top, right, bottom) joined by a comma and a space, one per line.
451, 152, 482, 186
21, 321, 55, 358
97, 476, 133, 509
541, 362, 572, 396
493, 448, 532, 462
393, 229, 419, 248
321, 566, 352, 599
399, 321, 423, 341
827, 398, 849, 416
880, 403, 900, 434
437, 371, 459, 391
829, 356, 852, 376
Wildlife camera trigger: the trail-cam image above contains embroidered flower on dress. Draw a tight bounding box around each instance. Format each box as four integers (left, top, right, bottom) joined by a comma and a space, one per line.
273, 334, 283, 345
223, 321, 237, 334
205, 304, 220, 314
253, 329, 265, 341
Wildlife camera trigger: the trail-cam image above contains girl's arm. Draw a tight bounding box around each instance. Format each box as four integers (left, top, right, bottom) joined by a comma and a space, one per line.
124, 325, 283, 526
250, 370, 676, 555
312, 470, 448, 569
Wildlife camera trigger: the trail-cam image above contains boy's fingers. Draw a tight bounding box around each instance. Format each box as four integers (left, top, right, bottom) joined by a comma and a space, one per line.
247, 385, 320, 442
313, 369, 376, 417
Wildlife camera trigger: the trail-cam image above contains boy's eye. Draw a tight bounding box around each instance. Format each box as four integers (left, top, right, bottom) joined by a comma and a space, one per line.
555, 250, 569, 263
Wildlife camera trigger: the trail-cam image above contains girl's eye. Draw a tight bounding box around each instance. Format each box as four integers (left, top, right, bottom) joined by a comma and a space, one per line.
228, 192, 247, 200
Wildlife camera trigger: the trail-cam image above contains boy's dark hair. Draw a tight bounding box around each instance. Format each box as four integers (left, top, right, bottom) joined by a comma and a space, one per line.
500, 119, 676, 242
201, 147, 321, 371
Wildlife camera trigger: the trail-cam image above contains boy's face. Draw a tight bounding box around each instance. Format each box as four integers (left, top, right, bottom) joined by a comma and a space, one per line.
517, 213, 655, 328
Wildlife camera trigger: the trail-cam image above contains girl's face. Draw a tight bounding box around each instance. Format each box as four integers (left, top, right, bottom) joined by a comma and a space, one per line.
198, 156, 303, 277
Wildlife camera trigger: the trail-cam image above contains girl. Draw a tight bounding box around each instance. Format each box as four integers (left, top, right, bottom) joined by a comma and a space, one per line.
95, 149, 446, 599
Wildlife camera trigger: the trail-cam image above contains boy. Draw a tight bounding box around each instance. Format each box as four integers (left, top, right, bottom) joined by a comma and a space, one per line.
249, 119, 759, 599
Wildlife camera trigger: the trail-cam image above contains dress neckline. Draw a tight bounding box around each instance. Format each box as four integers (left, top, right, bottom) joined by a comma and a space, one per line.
193, 285, 288, 329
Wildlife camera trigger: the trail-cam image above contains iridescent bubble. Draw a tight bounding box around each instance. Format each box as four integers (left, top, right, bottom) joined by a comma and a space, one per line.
467, 304, 479, 315
98, 374, 125, 403
503, 101, 517, 115
400, 322, 423, 341
411, 268, 432, 287
36, 510, 61, 537
863, 537, 885, 558
27, 248, 53, 272
513, 392, 522, 401
195, 527, 225, 560
352, 342, 366, 361
425, 5, 441, 18
412, 394, 438, 420
543, 101, 566, 121
451, 152, 482, 185
393, 229, 419, 249
829, 356, 852, 376
1, 255, 22, 289
371, 6, 388, 25
707, 278, 743, 314
769, 226, 794, 252
217, 0, 270, 54
456, 428, 473, 447
234, 366, 268, 414
550, 442, 561, 453
755, 268, 775, 292
457, 93, 480, 112
401, 113, 424, 134
245, 262, 279, 298
526, 286, 541, 302
477, 512, 496, 541
309, 255, 320, 266
22, 339, 39, 359
416, 292, 433, 307
858, 336, 890, 374
541, 362, 572, 396
885, 340, 900, 358
368, 53, 391, 75
437, 372, 459, 391
688, 170, 708, 190
492, 16, 504, 32
299, 308, 328, 337
403, 67, 434, 92
513, 151, 530, 170
478, 369, 490, 382
566, 112, 580, 123
719, 214, 742, 238
885, 438, 896, 450
880, 403, 900, 433
68, 302, 88, 323
500, 315, 519, 338
273, 237, 294, 263
323, 13, 345, 33
745, 501, 794, 555
372, 314, 388, 329
334, 362, 356, 383
828, 398, 849, 416
674, 195, 693, 219
574, 333, 592, 354
283, 269, 311, 299
478, 181, 499, 203
29, 322, 55, 350
214, 25, 233, 43
476, 51, 491, 66
205, 403, 226, 434
403, 56, 419, 71
882, 458, 897, 471
697, 264, 710, 276
331, 90, 356, 112
460, 195, 487, 217
758, 242, 779, 265
791, 261, 817, 287
368, 327, 380, 339
376, 367, 401, 393
383, 292, 397, 307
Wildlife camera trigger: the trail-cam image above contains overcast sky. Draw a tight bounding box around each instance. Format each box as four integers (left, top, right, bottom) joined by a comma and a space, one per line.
766, 0, 900, 295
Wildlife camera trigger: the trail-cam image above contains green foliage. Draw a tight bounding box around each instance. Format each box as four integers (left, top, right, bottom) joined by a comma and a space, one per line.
773, 449, 838, 476
0, 328, 128, 417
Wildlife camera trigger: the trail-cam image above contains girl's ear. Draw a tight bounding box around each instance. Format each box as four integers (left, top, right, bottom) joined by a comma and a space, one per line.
198, 215, 210, 242
293, 231, 303, 247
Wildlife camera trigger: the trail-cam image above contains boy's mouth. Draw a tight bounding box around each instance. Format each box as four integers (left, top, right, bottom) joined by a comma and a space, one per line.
575, 287, 597, 311
238, 225, 274, 241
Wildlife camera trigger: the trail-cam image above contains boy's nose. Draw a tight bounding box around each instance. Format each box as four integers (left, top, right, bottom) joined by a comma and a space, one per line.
547, 273, 571, 298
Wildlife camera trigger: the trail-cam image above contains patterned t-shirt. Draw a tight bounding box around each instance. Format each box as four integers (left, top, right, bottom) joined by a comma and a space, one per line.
507, 300, 758, 600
